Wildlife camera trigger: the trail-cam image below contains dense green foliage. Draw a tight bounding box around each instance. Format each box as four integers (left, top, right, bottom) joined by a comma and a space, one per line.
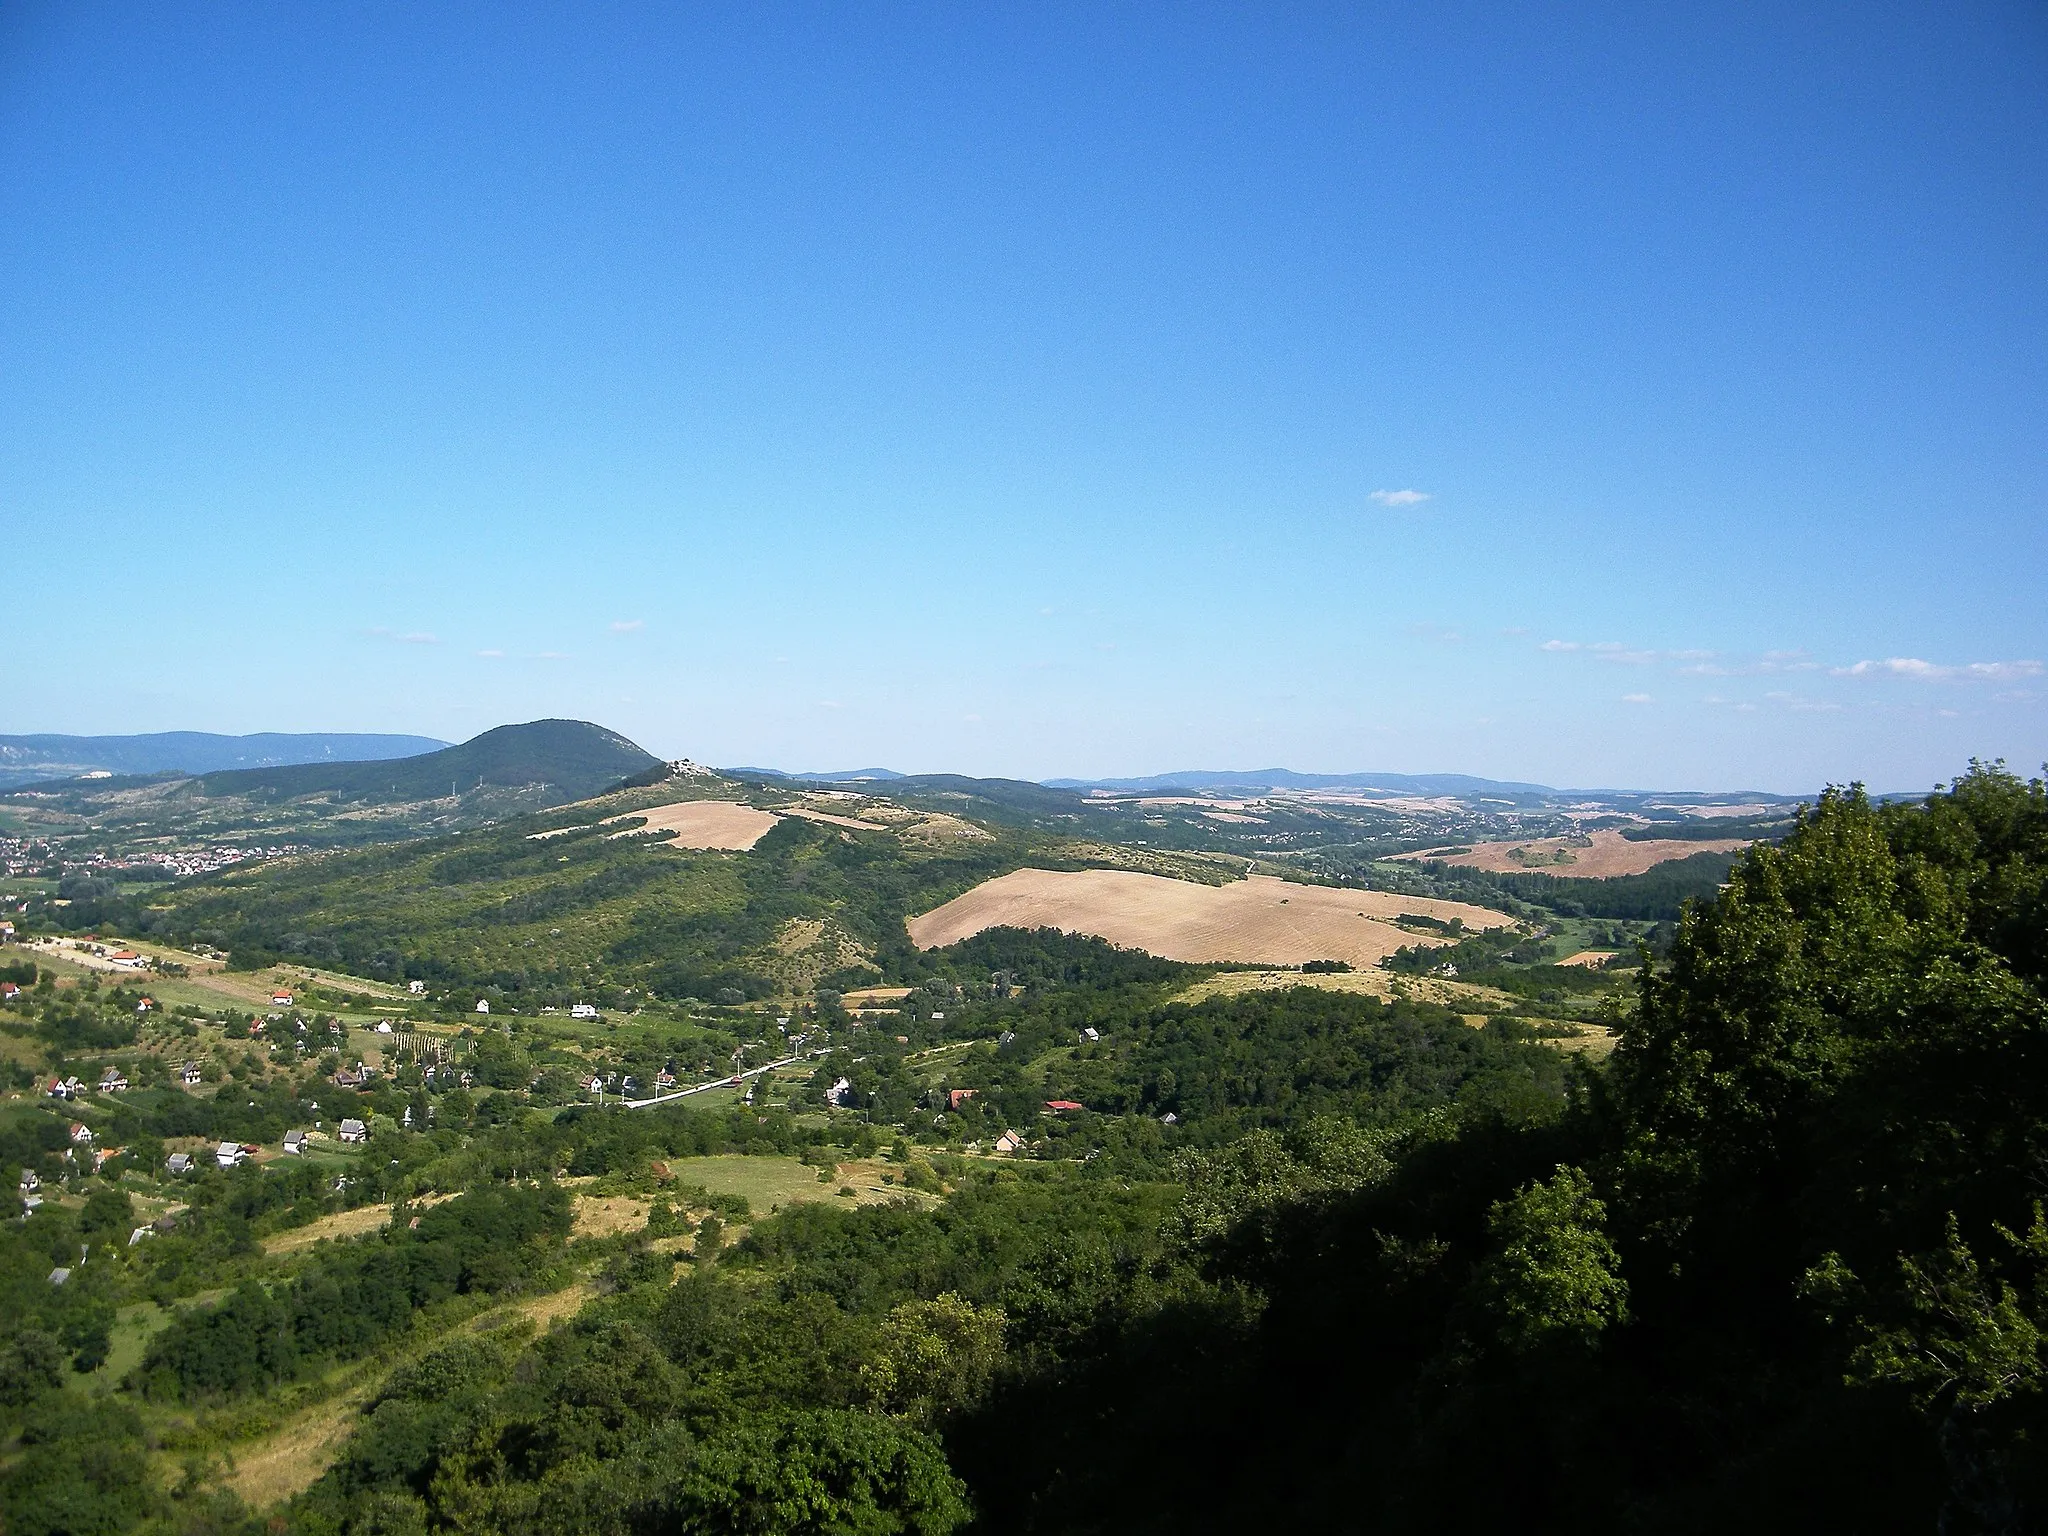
4, 762, 2044, 1534
140, 1185, 571, 1399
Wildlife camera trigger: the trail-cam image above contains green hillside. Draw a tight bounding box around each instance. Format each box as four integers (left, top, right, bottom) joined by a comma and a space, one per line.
1, 764, 2041, 1533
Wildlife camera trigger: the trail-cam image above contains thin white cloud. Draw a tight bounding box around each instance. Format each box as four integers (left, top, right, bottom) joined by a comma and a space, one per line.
817, 700, 843, 710
477, 649, 505, 659
1833, 657, 2044, 683
398, 632, 439, 645
610, 620, 644, 633
1368, 489, 1431, 507
534, 651, 569, 660
1621, 693, 1653, 705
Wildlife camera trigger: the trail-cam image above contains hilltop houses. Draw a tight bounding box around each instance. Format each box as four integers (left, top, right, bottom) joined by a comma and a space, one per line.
97, 1067, 128, 1094
338, 1118, 368, 1144
271, 991, 293, 1008
283, 1130, 309, 1155
165, 1152, 193, 1175
106, 950, 147, 970
180, 1061, 203, 1086
571, 1002, 599, 1020
215, 1141, 247, 1169
68, 1122, 93, 1146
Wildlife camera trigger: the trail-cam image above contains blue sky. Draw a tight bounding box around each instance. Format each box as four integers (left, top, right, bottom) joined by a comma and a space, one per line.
2, 3, 2043, 792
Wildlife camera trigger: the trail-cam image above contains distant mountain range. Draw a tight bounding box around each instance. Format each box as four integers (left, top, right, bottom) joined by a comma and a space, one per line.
0, 730, 447, 789
732, 767, 906, 782
1043, 768, 1559, 796
7, 721, 661, 807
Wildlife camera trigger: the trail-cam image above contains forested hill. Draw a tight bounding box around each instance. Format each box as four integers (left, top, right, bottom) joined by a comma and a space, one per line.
181, 720, 660, 804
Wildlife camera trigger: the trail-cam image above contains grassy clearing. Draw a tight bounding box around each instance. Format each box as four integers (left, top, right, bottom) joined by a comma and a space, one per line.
660, 1154, 928, 1213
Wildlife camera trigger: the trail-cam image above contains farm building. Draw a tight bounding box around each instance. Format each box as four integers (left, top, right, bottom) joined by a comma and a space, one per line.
165, 1152, 192, 1174
283, 1130, 308, 1154
338, 1118, 367, 1143
215, 1141, 246, 1169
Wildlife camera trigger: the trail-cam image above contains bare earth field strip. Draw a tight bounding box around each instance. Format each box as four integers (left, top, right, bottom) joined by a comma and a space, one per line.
1393, 828, 1749, 878
908, 870, 1507, 970
611, 799, 783, 849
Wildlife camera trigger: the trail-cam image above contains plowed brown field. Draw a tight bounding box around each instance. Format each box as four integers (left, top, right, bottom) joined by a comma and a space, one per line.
907, 870, 1506, 969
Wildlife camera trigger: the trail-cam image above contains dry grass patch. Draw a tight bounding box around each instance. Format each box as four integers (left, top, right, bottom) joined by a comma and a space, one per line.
262, 1194, 454, 1255
1173, 967, 1518, 1012
910, 870, 1507, 971
571, 1193, 653, 1240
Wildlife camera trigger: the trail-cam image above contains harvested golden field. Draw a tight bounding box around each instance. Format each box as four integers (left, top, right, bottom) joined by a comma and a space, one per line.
614, 799, 781, 849
1559, 949, 1623, 968
908, 870, 1506, 969
1393, 828, 1747, 878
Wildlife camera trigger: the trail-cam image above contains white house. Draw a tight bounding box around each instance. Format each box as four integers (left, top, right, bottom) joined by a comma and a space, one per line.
165, 1152, 193, 1174
98, 1067, 128, 1093
282, 1130, 308, 1154
216, 1141, 246, 1169
375, 1021, 393, 1034
407, 979, 426, 994
68, 1122, 93, 1146
272, 992, 293, 1007
994, 1130, 1025, 1155
475, 999, 490, 1014
338, 1118, 367, 1144
570, 1003, 599, 1020
826, 1077, 855, 1107
180, 1062, 203, 1085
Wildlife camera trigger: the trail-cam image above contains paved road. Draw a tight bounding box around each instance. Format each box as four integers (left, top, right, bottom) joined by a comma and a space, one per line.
619, 1049, 825, 1110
